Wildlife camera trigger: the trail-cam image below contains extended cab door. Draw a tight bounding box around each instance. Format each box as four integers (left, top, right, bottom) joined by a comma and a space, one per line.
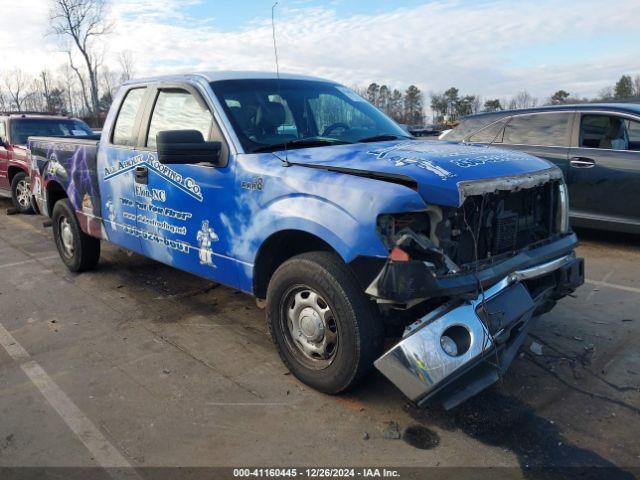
98, 86, 148, 253
567, 111, 640, 227
133, 84, 238, 286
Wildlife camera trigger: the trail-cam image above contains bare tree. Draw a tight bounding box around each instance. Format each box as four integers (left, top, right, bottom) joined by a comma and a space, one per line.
470, 95, 482, 114
508, 91, 537, 109
50, 0, 112, 116
3, 69, 30, 110
633, 75, 640, 97
22, 77, 46, 112
118, 50, 136, 83
99, 66, 120, 112
40, 70, 54, 112
597, 87, 613, 101
67, 51, 92, 114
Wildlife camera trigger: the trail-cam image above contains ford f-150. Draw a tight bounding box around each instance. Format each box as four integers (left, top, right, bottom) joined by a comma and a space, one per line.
28, 72, 584, 408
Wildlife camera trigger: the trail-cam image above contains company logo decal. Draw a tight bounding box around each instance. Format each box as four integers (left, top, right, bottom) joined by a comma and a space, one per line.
449, 154, 513, 168
103, 153, 203, 202
368, 142, 456, 180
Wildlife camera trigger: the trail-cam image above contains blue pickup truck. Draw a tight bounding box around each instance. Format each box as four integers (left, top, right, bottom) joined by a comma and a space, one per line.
28, 72, 584, 408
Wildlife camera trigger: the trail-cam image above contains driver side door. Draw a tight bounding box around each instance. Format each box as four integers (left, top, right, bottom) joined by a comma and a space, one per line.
133, 84, 239, 286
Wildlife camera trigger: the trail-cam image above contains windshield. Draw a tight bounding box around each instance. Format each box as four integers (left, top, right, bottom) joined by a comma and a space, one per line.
210, 79, 409, 153
9, 118, 94, 145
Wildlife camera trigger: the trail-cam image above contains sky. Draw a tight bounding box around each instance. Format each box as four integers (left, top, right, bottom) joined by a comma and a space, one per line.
1, 0, 639, 102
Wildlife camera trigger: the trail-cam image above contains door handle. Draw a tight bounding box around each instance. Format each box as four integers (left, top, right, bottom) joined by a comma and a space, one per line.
134, 165, 148, 184
569, 157, 595, 169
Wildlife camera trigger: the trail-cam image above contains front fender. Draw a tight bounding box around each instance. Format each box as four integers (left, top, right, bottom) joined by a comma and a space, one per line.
224, 193, 389, 265
265, 195, 389, 261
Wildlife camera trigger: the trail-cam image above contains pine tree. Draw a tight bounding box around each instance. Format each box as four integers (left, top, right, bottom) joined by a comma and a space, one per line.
404, 85, 423, 125
614, 75, 634, 99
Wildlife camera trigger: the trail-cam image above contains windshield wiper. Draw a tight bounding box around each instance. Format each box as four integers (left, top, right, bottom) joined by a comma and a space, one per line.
252, 137, 351, 153
357, 134, 413, 143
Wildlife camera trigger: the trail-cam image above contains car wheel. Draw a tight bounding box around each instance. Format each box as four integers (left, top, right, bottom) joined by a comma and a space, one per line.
10, 172, 34, 214
266, 251, 384, 394
52, 199, 100, 272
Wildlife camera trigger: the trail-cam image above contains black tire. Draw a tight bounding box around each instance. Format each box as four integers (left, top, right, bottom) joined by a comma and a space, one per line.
10, 172, 34, 214
266, 251, 384, 394
52, 199, 100, 272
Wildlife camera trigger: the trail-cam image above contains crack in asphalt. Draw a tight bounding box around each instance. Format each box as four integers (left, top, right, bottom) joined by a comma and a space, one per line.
524, 354, 640, 416
528, 333, 640, 393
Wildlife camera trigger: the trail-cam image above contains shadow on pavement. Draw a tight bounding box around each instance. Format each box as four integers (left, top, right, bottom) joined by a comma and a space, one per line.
404, 387, 635, 480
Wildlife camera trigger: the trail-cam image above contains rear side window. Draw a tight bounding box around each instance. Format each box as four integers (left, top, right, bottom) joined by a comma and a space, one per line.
503, 113, 572, 146
467, 118, 508, 144
146, 89, 213, 148
112, 88, 146, 146
580, 114, 640, 151
446, 115, 505, 142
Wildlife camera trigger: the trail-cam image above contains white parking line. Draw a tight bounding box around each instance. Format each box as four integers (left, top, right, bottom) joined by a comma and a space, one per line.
585, 271, 613, 302
0, 323, 140, 478
0, 259, 38, 269
0, 254, 60, 270
0, 323, 31, 361
586, 279, 640, 295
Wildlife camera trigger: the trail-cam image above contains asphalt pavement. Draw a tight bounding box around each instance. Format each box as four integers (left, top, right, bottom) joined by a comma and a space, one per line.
0, 196, 638, 479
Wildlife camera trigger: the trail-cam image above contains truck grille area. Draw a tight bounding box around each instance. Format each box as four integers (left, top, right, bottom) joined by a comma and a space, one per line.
439, 181, 561, 269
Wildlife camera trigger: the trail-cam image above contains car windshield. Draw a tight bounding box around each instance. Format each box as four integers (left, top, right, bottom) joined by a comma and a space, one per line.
210, 79, 410, 153
10, 118, 94, 145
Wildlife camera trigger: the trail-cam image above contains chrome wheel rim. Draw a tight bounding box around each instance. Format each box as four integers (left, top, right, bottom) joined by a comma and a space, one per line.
58, 216, 75, 258
282, 286, 339, 369
15, 179, 30, 208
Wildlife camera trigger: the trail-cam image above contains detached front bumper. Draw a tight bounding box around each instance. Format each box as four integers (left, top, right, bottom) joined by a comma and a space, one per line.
374, 253, 584, 409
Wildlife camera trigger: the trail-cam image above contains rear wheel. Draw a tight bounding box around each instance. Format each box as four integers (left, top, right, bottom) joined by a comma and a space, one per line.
10, 172, 33, 214
52, 199, 100, 272
266, 251, 384, 394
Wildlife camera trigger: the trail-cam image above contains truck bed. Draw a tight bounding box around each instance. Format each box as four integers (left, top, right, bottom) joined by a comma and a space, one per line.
28, 135, 103, 236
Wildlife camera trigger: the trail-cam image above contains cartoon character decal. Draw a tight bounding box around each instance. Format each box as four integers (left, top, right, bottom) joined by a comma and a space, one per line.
33, 176, 42, 198
106, 200, 116, 231
197, 219, 219, 267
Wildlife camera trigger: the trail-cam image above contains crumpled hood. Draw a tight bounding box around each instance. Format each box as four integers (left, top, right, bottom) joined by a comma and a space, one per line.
280, 140, 558, 207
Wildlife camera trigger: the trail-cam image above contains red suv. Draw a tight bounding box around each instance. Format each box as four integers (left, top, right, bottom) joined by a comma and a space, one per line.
0, 113, 94, 213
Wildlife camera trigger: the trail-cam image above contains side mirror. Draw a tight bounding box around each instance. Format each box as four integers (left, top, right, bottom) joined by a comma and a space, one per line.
156, 130, 221, 165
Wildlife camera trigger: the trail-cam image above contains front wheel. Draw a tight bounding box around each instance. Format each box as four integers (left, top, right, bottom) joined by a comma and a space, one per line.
266, 251, 384, 394
11, 172, 33, 214
52, 199, 100, 272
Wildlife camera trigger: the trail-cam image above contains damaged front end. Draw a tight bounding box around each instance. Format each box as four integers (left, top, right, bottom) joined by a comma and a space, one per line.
361, 170, 585, 408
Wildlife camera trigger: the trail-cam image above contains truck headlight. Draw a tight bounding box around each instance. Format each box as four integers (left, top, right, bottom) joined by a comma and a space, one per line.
556, 182, 570, 233
376, 212, 432, 253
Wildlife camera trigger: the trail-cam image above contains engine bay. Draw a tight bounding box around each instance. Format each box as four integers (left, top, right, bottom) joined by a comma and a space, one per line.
377, 180, 563, 274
